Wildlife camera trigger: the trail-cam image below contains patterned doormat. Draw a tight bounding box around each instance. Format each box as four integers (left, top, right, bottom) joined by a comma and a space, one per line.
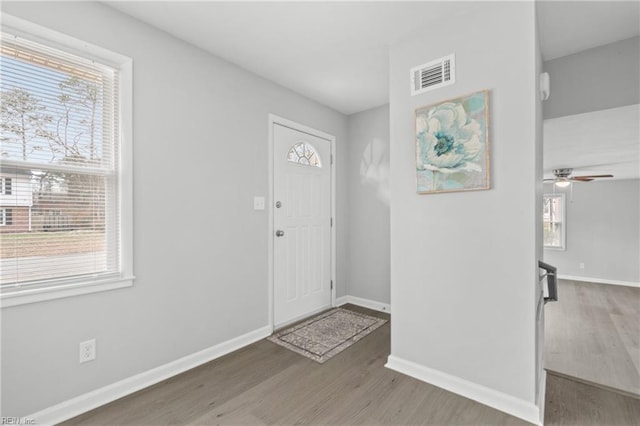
267, 308, 388, 363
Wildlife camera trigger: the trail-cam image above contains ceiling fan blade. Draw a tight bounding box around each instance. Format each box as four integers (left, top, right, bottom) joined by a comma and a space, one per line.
573, 174, 613, 179
570, 177, 594, 182
543, 178, 556, 181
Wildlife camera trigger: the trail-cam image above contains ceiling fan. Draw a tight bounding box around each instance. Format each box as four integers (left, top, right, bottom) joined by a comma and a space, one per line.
544, 168, 613, 187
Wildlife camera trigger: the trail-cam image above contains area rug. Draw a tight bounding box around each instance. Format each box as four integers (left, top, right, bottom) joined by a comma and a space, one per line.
267, 308, 388, 363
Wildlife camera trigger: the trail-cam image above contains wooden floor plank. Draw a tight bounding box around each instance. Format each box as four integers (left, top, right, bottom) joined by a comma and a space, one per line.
545, 280, 640, 396
544, 372, 640, 425
64, 303, 640, 425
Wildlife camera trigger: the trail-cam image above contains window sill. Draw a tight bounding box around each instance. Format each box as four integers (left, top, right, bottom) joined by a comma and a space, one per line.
1, 276, 135, 308
543, 246, 566, 252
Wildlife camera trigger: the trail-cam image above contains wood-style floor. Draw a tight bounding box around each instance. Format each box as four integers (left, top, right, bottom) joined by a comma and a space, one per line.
65, 305, 640, 426
545, 279, 640, 397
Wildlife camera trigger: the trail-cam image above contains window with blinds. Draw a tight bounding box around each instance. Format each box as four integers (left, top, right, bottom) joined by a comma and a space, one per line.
543, 194, 566, 250
0, 24, 130, 299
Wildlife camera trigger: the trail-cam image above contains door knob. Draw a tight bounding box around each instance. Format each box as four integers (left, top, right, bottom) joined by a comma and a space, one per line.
275, 230, 285, 237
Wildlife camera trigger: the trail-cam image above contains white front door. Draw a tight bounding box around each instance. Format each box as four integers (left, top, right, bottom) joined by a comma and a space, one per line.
273, 123, 332, 327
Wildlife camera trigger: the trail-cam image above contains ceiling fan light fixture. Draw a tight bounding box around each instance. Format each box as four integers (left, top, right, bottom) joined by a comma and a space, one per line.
555, 180, 571, 188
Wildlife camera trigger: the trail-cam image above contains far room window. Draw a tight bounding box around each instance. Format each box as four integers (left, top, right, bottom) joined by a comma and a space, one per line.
0, 16, 133, 307
543, 194, 565, 250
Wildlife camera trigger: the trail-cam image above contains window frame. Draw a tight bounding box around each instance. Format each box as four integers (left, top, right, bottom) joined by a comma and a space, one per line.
543, 193, 566, 251
0, 208, 5, 226
0, 14, 134, 308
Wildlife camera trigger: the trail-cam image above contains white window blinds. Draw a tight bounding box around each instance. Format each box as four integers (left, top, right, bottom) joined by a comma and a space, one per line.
0, 30, 121, 290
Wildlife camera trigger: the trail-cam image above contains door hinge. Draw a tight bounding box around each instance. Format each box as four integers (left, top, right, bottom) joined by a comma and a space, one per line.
330, 154, 333, 165
330, 217, 333, 227
331, 280, 333, 290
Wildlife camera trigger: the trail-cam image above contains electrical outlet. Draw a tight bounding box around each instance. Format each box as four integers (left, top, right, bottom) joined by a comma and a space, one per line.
79, 339, 96, 363
579, 262, 585, 269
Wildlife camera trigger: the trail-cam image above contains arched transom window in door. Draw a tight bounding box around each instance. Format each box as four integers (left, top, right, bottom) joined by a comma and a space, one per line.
287, 142, 322, 167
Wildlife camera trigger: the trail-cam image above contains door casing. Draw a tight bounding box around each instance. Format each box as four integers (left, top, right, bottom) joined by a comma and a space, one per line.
267, 114, 336, 331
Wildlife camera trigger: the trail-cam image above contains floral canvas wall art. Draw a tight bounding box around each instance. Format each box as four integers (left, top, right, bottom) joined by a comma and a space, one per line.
415, 90, 490, 193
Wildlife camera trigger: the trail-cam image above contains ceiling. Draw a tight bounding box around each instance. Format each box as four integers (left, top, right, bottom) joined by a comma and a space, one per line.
537, 1, 640, 61
538, 2, 640, 182
107, 1, 639, 181
107, 1, 639, 115
106, 1, 482, 115
543, 104, 639, 180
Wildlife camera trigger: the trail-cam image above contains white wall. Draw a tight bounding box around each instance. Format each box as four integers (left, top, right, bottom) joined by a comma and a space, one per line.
346, 105, 390, 305
0, 2, 348, 416
387, 2, 542, 422
543, 36, 640, 119
542, 36, 639, 286
544, 179, 640, 284
534, 13, 545, 407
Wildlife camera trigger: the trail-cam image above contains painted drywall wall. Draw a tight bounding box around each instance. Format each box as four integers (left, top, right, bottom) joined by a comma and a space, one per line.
0, 2, 348, 416
544, 179, 640, 284
388, 0, 540, 414
346, 105, 390, 305
534, 15, 545, 407
543, 36, 640, 119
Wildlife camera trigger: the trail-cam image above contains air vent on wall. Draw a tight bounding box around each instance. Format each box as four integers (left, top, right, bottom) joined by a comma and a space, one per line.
410, 54, 455, 96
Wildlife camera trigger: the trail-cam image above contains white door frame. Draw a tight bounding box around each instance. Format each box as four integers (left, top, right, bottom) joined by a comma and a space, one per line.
267, 114, 336, 331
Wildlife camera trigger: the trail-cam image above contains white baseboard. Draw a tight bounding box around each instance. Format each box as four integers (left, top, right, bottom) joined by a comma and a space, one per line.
336, 295, 349, 307
385, 355, 542, 426
28, 325, 272, 425
336, 295, 390, 314
558, 274, 640, 288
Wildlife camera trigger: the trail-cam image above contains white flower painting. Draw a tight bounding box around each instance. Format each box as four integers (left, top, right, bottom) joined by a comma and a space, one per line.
415, 90, 490, 193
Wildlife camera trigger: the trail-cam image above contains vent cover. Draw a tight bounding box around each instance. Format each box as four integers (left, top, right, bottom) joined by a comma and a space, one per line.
410, 54, 455, 96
